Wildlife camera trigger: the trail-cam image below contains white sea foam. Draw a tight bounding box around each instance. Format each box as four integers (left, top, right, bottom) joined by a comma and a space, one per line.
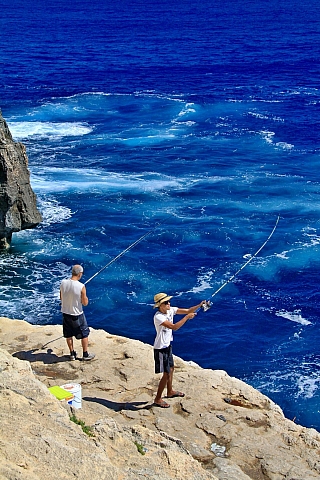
248, 111, 284, 122
296, 375, 319, 399
31, 168, 187, 193
127, 291, 137, 299
267, 229, 320, 271
248, 112, 269, 120
259, 129, 294, 150
271, 116, 284, 122
302, 233, 320, 246
187, 269, 216, 294
172, 120, 196, 127
0, 255, 67, 324
37, 197, 73, 225
251, 99, 282, 103
275, 251, 290, 259
275, 309, 311, 326
7, 121, 93, 140
275, 141, 294, 150
177, 102, 196, 117
259, 130, 275, 144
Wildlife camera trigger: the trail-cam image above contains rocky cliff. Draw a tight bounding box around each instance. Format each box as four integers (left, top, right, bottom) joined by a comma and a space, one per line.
0, 112, 42, 249
1, 316, 320, 480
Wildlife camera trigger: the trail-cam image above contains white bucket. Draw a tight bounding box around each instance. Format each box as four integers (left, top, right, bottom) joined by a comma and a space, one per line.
61, 383, 82, 409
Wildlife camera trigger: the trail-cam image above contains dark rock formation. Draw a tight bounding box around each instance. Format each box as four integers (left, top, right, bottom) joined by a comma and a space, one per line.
0, 111, 42, 249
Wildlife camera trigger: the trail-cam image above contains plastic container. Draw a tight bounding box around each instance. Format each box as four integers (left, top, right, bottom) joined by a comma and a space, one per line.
60, 383, 82, 409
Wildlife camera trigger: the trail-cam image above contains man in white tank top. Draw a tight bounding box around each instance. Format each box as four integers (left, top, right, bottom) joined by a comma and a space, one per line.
60, 264, 95, 361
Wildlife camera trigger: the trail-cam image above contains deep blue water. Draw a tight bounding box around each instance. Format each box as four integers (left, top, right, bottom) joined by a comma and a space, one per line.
1, 0, 320, 431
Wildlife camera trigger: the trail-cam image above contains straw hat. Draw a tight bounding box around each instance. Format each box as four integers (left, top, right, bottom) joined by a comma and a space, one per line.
153, 292, 173, 308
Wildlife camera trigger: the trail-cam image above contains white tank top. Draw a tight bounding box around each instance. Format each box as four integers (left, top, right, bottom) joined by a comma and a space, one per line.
60, 279, 84, 315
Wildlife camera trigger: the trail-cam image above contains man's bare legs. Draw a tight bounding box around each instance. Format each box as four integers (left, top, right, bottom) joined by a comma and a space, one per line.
154, 367, 174, 405
81, 336, 89, 354
66, 337, 74, 354
66, 336, 89, 356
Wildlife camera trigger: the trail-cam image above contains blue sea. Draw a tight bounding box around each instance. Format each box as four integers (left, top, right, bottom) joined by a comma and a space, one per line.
1, 0, 320, 430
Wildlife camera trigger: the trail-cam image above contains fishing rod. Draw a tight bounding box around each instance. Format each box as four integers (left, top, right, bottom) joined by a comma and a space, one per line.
84, 217, 169, 285
34, 217, 169, 351
41, 336, 64, 349
199, 215, 280, 312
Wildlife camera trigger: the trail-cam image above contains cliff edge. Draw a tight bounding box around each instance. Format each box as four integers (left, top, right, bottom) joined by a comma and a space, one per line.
0, 113, 42, 249
0, 316, 319, 480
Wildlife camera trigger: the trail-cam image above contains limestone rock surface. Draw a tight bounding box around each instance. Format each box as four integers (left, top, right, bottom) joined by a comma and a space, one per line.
0, 112, 42, 249
1, 316, 320, 480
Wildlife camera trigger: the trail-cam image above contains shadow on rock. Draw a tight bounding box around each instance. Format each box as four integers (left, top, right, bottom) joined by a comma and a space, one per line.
83, 396, 153, 412
13, 349, 71, 364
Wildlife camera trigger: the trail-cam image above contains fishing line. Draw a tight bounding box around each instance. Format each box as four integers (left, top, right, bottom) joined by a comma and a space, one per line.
84, 216, 169, 285
199, 215, 280, 312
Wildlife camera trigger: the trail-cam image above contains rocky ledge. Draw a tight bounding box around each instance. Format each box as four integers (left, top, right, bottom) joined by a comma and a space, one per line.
0, 316, 320, 480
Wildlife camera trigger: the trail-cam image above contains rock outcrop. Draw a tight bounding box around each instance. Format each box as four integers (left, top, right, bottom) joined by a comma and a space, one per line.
0, 112, 42, 249
1, 316, 320, 480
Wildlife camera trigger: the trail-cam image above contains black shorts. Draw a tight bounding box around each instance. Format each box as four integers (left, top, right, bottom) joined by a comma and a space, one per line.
62, 313, 90, 340
154, 345, 174, 374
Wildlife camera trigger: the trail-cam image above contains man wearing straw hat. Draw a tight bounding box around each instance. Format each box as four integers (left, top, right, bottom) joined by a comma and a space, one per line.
152, 292, 206, 408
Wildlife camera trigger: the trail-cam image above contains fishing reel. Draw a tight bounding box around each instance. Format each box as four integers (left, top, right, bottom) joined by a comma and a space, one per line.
201, 300, 212, 312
